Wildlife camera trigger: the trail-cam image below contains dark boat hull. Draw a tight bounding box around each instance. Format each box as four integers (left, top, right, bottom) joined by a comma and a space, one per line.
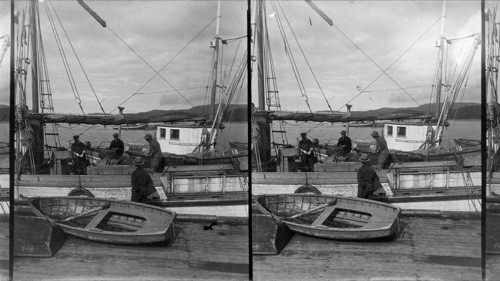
28, 196, 176, 244
256, 194, 401, 240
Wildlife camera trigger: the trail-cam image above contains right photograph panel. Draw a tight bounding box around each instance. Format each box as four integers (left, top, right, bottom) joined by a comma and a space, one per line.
487, 1, 500, 279
251, 0, 481, 280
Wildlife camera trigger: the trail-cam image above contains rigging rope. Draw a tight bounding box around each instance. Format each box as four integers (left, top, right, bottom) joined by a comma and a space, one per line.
107, 26, 194, 108
271, 0, 312, 113
48, 0, 107, 115
339, 16, 443, 111
360, 85, 432, 93
43, 2, 85, 114
135, 87, 206, 95
276, 0, 334, 114
112, 17, 217, 114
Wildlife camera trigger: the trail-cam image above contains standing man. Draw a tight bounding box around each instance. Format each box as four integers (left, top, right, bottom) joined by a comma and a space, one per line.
371, 131, 389, 171
336, 130, 352, 156
298, 132, 315, 172
145, 133, 163, 173
71, 135, 87, 175
357, 153, 380, 199
130, 156, 159, 203
109, 133, 125, 158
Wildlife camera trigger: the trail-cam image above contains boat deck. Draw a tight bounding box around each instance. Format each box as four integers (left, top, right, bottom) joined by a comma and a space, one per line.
253, 215, 480, 280
0, 219, 9, 281
487, 255, 500, 280
13, 219, 249, 280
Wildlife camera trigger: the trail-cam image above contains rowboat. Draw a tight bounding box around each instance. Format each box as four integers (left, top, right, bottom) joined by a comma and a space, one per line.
28, 196, 176, 244
255, 194, 401, 240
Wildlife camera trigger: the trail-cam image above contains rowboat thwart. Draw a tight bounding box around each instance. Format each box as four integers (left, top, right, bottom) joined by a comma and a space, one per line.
28, 196, 176, 244
255, 194, 401, 240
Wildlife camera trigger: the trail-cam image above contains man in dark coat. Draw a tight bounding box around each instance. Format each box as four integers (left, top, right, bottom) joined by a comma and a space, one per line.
357, 153, 380, 199
336, 130, 352, 156
130, 156, 159, 203
298, 132, 315, 172
145, 133, 163, 173
71, 135, 87, 175
371, 131, 389, 171
109, 133, 125, 158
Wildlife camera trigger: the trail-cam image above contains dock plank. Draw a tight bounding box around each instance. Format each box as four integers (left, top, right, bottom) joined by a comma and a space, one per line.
253, 216, 480, 280
0, 220, 9, 281
14, 221, 249, 280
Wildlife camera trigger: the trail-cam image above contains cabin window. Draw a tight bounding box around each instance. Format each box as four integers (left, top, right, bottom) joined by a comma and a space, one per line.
387, 126, 393, 137
170, 129, 180, 140
159, 128, 166, 139
397, 126, 406, 137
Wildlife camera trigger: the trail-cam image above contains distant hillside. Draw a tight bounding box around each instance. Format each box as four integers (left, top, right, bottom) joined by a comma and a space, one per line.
124, 104, 247, 122
0, 102, 479, 122
351, 102, 480, 120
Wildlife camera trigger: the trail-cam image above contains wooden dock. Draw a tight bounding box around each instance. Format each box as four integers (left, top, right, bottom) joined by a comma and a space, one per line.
13, 219, 249, 280
487, 255, 500, 280
0, 218, 9, 281
253, 215, 480, 280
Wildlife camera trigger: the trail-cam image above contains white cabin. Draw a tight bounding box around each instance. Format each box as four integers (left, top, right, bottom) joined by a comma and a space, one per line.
383, 121, 438, 152
156, 124, 216, 155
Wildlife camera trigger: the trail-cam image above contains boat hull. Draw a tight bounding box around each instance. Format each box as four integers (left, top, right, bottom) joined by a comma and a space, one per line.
28, 196, 176, 244
256, 194, 401, 240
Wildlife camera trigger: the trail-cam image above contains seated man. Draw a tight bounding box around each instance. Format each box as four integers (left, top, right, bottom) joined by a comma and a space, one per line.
336, 130, 352, 157
109, 133, 125, 158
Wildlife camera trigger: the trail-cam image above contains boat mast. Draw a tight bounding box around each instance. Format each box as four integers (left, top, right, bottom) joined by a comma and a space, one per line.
29, 0, 45, 168
30, 0, 39, 114
210, 0, 221, 120
253, 0, 272, 170
256, 0, 266, 110
435, 0, 446, 117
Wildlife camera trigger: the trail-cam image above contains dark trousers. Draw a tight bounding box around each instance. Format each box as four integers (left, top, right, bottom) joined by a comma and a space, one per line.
357, 188, 373, 199
73, 157, 86, 175
300, 154, 315, 172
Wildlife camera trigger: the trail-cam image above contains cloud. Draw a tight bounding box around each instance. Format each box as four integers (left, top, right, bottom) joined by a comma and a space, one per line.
254, 1, 480, 112
13, 1, 246, 113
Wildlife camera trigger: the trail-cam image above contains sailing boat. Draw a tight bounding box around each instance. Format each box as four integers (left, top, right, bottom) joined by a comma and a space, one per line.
251, 0, 480, 211
12, 0, 248, 217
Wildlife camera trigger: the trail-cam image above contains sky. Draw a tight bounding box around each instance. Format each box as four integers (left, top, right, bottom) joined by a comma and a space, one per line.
0, 1, 9, 105
12, 0, 247, 114
251, 0, 481, 112
2, 1, 483, 114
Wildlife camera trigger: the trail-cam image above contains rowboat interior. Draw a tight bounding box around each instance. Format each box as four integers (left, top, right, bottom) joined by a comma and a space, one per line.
30, 197, 174, 235
257, 194, 399, 230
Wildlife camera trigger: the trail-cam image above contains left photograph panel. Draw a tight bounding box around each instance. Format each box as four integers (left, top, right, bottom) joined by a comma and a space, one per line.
0, 1, 10, 280
12, 0, 249, 280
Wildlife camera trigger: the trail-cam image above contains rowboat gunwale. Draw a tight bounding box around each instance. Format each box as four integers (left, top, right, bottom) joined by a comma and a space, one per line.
255, 193, 401, 240
28, 196, 177, 244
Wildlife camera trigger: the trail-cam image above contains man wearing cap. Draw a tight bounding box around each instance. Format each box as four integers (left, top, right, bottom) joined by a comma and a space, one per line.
298, 132, 315, 172
71, 135, 87, 175
371, 130, 389, 171
131, 156, 160, 203
109, 133, 125, 158
336, 130, 352, 156
357, 153, 380, 199
145, 133, 163, 173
